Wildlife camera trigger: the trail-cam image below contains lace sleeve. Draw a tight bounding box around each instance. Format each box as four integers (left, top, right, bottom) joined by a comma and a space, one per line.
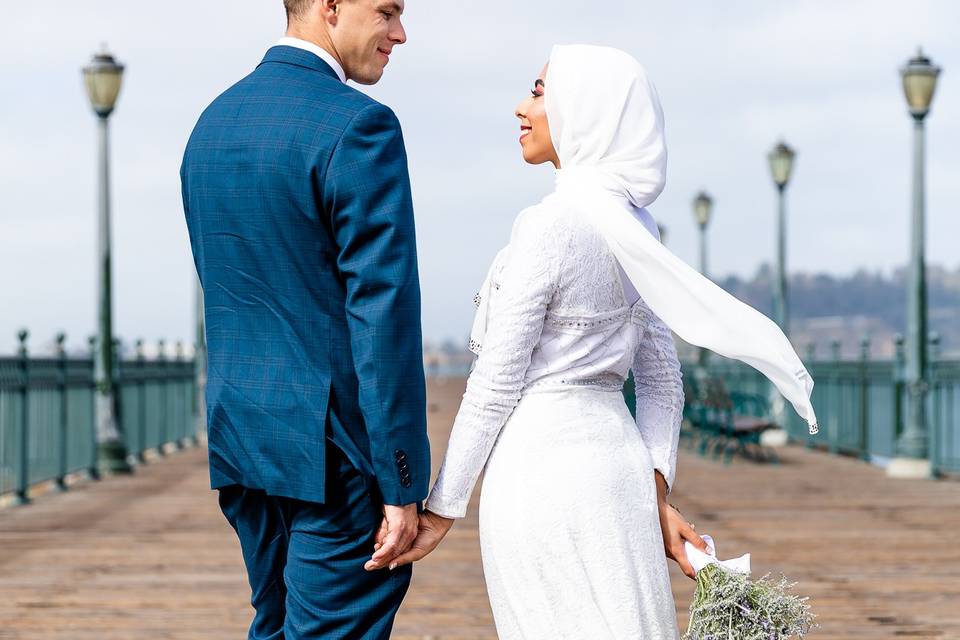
631, 300, 684, 493
425, 209, 561, 518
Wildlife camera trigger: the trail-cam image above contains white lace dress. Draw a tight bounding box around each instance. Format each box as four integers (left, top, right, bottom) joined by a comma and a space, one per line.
425, 204, 684, 639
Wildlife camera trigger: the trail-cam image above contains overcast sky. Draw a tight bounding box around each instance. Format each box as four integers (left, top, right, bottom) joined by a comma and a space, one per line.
1, 1, 958, 354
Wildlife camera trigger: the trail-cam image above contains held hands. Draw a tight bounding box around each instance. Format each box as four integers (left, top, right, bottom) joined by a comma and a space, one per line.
363, 503, 419, 572
655, 472, 711, 580
365, 509, 454, 571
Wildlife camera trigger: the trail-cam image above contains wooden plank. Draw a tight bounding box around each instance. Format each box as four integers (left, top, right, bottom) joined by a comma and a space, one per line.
0, 377, 958, 638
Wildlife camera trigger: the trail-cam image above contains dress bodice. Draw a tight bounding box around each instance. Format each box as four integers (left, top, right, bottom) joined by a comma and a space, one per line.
480, 213, 651, 392
425, 205, 684, 518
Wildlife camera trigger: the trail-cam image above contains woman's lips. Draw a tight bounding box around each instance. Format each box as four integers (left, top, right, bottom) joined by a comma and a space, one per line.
519, 127, 531, 142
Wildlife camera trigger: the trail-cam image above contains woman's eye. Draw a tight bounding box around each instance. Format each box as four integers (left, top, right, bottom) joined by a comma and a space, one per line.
381, 10, 393, 18
530, 89, 543, 98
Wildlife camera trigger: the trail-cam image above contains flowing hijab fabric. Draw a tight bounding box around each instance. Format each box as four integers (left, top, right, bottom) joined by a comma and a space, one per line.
538, 44, 819, 434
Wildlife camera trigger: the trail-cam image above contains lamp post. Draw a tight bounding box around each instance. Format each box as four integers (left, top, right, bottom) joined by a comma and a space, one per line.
692, 191, 713, 370
766, 142, 796, 433
767, 141, 795, 337
889, 49, 941, 478
83, 46, 131, 474
693, 191, 713, 277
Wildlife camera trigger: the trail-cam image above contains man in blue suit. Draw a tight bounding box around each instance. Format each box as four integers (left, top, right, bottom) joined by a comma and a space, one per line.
181, 1, 428, 637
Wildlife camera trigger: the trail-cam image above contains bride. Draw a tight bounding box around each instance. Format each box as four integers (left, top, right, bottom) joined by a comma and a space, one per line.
366, 44, 818, 638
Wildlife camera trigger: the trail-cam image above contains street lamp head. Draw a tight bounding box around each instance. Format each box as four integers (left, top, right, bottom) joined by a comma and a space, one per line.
692, 190, 713, 228
768, 140, 796, 190
900, 48, 941, 121
82, 45, 125, 119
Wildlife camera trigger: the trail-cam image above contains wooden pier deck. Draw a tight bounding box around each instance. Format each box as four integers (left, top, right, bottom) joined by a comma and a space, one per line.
1, 377, 958, 639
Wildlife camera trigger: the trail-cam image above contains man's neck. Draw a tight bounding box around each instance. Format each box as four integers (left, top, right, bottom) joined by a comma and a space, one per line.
284, 28, 344, 71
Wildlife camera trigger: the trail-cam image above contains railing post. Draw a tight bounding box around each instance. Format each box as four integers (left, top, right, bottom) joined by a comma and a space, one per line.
174, 341, 186, 450
15, 329, 31, 505
928, 331, 941, 475
830, 340, 841, 361
829, 340, 841, 453
893, 334, 907, 442
859, 336, 871, 459
157, 339, 168, 456
56, 332, 68, 492
87, 335, 100, 480
112, 337, 130, 468
136, 339, 147, 464
188, 341, 202, 448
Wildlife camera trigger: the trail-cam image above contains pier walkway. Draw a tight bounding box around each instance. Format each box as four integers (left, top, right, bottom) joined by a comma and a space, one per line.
1, 378, 958, 639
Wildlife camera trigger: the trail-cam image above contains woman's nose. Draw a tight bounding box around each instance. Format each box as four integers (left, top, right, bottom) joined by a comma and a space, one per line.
515, 98, 530, 119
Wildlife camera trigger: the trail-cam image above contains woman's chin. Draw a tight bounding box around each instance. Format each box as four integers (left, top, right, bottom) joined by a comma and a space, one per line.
519, 149, 541, 166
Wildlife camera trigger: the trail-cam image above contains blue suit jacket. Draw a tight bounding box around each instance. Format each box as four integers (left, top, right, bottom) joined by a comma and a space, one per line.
181, 45, 429, 506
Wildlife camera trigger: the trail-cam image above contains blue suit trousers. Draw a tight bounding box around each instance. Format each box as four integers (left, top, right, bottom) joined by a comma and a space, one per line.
217, 442, 412, 639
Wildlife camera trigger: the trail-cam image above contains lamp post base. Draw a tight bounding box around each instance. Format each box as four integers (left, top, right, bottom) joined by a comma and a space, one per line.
885, 457, 932, 479
97, 440, 134, 475
760, 427, 789, 448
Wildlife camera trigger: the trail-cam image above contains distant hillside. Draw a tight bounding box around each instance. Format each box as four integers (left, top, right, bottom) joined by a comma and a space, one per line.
715, 263, 960, 359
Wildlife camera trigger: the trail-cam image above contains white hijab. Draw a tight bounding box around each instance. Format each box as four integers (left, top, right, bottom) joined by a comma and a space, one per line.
469, 45, 817, 433
540, 44, 818, 434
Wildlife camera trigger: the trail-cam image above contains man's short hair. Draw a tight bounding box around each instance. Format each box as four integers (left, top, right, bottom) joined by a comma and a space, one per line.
284, 0, 315, 21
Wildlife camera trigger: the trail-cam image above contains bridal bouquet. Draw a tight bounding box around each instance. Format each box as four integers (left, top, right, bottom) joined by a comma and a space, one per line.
682, 535, 816, 640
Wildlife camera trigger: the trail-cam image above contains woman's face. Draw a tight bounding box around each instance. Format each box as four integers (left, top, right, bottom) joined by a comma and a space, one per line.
516, 64, 560, 168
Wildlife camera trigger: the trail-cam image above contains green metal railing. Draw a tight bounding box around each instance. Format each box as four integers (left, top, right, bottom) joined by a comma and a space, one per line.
676, 336, 960, 476
0, 332, 198, 503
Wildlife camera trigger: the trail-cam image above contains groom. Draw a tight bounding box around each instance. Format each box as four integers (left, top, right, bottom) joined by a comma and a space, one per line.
181, 0, 428, 637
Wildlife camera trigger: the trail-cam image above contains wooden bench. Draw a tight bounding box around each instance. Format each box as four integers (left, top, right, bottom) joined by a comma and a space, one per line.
683, 375, 779, 464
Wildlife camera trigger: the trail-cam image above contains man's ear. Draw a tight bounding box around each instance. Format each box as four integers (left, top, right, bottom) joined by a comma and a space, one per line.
312, 0, 338, 25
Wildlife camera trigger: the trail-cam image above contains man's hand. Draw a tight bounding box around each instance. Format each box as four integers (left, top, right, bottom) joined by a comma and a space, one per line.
380, 510, 454, 570
654, 472, 711, 580
364, 503, 419, 572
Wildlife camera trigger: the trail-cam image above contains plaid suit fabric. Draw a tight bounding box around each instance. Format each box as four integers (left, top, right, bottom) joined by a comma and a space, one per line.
181, 45, 429, 508
217, 442, 412, 639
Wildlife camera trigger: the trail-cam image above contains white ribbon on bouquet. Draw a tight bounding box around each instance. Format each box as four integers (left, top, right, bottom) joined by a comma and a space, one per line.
684, 534, 751, 575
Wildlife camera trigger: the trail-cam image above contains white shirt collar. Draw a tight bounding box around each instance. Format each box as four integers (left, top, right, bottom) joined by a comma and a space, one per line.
276, 36, 346, 83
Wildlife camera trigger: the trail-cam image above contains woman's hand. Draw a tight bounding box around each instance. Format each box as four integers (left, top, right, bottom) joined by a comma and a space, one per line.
655, 472, 711, 580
